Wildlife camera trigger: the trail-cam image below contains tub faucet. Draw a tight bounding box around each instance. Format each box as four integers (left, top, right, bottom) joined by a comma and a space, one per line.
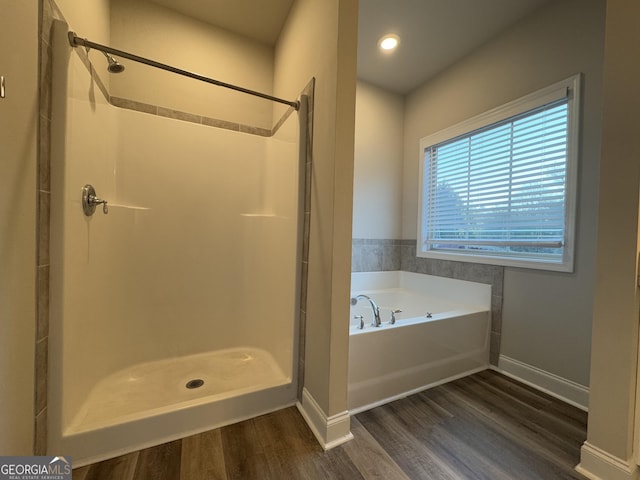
352, 294, 381, 327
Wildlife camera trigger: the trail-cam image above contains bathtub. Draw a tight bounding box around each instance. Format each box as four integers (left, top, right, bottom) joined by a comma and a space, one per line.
348, 271, 491, 413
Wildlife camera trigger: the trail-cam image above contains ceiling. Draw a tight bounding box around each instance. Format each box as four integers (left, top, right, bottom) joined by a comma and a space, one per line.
149, 0, 551, 95
148, 0, 295, 45
358, 0, 552, 94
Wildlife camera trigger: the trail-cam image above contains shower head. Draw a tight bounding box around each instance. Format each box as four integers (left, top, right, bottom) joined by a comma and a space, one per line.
102, 51, 125, 73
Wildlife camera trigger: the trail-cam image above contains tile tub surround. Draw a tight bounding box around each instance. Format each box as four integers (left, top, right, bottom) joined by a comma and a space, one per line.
351, 239, 403, 272
352, 238, 504, 365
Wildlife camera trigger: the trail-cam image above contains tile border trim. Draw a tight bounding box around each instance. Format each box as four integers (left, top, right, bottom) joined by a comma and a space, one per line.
72, 48, 295, 138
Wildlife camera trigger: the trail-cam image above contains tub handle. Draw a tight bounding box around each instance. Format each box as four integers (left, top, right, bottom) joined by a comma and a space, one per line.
353, 315, 364, 329
390, 309, 402, 325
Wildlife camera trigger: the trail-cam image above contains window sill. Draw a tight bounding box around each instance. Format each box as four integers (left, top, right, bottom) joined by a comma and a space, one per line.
417, 249, 574, 273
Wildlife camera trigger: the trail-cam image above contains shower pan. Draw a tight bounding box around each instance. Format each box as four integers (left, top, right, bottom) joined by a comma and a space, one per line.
47, 19, 309, 465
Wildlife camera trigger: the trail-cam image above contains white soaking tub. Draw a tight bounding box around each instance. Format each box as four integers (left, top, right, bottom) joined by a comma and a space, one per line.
348, 271, 491, 413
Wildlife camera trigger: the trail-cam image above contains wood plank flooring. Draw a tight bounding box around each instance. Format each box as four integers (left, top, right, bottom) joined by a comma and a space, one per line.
72, 370, 588, 479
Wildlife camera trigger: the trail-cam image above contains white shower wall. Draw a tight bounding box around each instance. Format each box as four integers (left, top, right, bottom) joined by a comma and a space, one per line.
50, 35, 300, 437
50, 41, 120, 428
114, 109, 299, 370
109, 0, 276, 129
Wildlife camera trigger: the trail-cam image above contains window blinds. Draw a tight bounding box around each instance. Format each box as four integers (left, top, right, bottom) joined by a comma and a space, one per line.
423, 100, 568, 254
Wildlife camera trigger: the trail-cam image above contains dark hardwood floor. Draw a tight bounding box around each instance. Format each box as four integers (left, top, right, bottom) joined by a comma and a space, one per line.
72, 370, 588, 479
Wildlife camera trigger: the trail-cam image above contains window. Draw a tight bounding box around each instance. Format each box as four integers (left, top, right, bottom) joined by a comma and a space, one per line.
418, 75, 580, 272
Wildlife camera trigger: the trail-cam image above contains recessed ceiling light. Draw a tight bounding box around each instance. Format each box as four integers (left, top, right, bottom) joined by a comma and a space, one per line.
378, 34, 400, 52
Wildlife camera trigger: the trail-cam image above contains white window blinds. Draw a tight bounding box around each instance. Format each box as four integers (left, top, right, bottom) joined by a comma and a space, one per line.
418, 75, 580, 271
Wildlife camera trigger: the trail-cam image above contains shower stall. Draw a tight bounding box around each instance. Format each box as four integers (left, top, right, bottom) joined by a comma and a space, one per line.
47, 18, 310, 465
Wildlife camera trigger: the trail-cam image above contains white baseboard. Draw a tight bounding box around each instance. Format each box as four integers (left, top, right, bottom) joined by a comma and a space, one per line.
495, 355, 589, 411
576, 442, 640, 480
296, 388, 353, 450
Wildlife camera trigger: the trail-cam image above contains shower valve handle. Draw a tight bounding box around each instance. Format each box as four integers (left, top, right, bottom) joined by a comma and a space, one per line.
82, 184, 109, 216
89, 195, 109, 214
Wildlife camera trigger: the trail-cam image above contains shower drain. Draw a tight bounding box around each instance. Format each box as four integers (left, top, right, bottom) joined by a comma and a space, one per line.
185, 379, 205, 389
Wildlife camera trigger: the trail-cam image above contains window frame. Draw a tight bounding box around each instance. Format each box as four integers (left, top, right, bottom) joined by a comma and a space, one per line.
417, 75, 581, 272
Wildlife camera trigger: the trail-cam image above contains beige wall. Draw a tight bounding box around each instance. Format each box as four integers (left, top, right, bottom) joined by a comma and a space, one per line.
274, 0, 358, 416
0, 0, 37, 454
403, 0, 604, 387
353, 81, 404, 239
109, 0, 275, 128
56, 0, 111, 45
584, 0, 640, 463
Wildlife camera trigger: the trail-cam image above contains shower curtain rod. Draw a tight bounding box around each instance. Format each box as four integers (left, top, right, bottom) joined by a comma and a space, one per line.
68, 32, 300, 110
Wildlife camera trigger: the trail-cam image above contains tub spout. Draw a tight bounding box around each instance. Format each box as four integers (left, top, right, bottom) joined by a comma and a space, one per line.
354, 294, 381, 327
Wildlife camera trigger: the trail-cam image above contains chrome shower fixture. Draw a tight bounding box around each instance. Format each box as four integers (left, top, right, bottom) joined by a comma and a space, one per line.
102, 51, 125, 73
67, 31, 300, 109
